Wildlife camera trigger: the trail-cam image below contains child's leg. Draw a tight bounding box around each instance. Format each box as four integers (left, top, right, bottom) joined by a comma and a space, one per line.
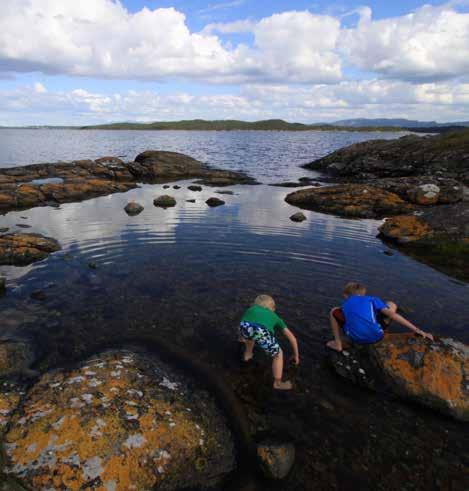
243, 339, 255, 361
272, 349, 292, 390
327, 307, 344, 352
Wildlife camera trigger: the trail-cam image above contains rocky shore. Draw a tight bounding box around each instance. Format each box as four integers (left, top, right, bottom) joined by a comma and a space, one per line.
0, 151, 256, 214
290, 130, 469, 278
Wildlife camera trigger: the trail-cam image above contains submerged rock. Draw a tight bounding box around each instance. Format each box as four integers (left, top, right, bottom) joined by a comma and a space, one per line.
154, 195, 177, 208
328, 334, 469, 422
0, 340, 36, 377
290, 212, 307, 222
3, 350, 235, 491
124, 202, 144, 216
206, 197, 225, 207
0, 233, 61, 266
285, 184, 411, 219
257, 442, 295, 479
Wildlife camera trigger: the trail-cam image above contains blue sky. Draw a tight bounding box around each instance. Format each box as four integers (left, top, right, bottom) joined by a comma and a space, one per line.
0, 0, 468, 125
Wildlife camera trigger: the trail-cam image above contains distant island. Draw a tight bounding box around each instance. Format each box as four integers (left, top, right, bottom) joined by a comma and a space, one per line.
78, 119, 404, 132
2, 118, 468, 133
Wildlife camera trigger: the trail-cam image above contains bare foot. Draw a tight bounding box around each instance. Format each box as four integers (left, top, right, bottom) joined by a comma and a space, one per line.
243, 352, 253, 362
273, 380, 293, 390
326, 340, 343, 352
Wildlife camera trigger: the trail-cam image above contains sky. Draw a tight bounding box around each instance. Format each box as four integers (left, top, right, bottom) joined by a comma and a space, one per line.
1, 0, 469, 125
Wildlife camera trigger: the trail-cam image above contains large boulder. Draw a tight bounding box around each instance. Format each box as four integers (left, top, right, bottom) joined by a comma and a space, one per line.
154, 195, 177, 208
3, 351, 235, 491
0, 233, 61, 266
328, 334, 469, 422
285, 184, 412, 219
304, 130, 469, 184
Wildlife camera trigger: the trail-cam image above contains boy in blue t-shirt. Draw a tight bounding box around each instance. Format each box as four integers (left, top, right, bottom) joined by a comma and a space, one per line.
327, 282, 433, 352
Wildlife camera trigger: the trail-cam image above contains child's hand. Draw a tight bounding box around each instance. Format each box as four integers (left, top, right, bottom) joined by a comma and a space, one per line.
416, 329, 433, 341
291, 354, 300, 366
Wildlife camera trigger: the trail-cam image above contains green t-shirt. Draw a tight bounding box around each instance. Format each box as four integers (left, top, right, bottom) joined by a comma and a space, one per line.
241, 305, 287, 335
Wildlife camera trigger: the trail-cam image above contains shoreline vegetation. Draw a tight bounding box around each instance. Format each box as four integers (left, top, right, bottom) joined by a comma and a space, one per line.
0, 118, 464, 132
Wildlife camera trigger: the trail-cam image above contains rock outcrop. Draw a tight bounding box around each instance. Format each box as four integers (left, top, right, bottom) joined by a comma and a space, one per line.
304, 130, 469, 184
328, 334, 469, 422
0, 233, 61, 266
3, 350, 235, 491
257, 442, 295, 479
0, 151, 255, 213
379, 215, 434, 243
285, 184, 412, 219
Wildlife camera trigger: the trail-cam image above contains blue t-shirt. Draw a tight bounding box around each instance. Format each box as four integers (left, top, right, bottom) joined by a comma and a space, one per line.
342, 295, 388, 344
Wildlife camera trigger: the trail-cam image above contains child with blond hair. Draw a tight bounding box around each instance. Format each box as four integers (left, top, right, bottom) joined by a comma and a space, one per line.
239, 294, 299, 390
327, 282, 433, 352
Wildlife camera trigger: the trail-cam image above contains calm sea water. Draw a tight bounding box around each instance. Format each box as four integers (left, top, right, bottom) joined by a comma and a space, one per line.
0, 129, 467, 489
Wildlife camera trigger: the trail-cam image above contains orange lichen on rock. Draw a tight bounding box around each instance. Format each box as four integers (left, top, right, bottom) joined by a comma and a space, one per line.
0, 388, 22, 429
3, 351, 234, 491
0, 233, 61, 266
285, 184, 412, 219
379, 215, 433, 243
371, 334, 469, 421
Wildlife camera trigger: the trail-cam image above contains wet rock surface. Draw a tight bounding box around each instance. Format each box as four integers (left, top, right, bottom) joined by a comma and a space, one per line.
0, 151, 255, 213
303, 130, 469, 184
0, 233, 61, 266
206, 197, 225, 207
3, 350, 235, 491
285, 184, 411, 218
257, 442, 295, 479
328, 334, 469, 421
379, 215, 434, 243
124, 202, 144, 216
290, 212, 306, 222
154, 195, 177, 208
0, 341, 36, 377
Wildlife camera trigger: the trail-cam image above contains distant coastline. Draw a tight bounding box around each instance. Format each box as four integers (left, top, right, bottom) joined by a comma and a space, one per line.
1, 118, 468, 133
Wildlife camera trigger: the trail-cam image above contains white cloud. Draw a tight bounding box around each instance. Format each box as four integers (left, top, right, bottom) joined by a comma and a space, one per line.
0, 1, 342, 84
1, 80, 469, 126
340, 4, 469, 81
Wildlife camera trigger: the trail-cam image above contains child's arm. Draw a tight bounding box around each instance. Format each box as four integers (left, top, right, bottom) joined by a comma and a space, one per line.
381, 308, 434, 341
283, 328, 300, 365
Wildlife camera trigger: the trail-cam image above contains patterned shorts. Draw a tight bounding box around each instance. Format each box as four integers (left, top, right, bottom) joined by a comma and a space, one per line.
239, 321, 281, 357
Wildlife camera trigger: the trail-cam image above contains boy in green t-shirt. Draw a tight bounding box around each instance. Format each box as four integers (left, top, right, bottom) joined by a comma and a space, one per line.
239, 295, 300, 390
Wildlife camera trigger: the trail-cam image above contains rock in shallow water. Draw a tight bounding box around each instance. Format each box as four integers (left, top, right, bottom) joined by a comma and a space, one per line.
0, 233, 61, 266
328, 333, 469, 422
206, 197, 225, 207
379, 215, 433, 243
257, 442, 295, 479
124, 202, 144, 216
154, 195, 177, 208
3, 350, 235, 491
290, 212, 306, 222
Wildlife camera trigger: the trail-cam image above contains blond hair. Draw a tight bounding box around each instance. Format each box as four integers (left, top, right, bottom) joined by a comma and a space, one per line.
343, 282, 367, 296
254, 294, 276, 311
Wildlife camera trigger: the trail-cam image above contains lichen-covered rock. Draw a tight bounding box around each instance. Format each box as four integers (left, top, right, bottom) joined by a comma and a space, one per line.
124, 202, 144, 216
0, 384, 23, 429
257, 442, 295, 479
0, 152, 255, 213
379, 215, 433, 243
206, 197, 225, 207
0, 233, 61, 266
373, 335, 469, 421
154, 195, 177, 208
407, 184, 440, 205
285, 184, 411, 219
3, 351, 235, 491
328, 334, 469, 422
